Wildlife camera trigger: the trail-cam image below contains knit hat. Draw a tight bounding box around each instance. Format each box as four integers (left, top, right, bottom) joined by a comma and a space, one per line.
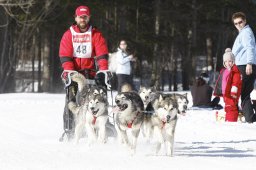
223, 48, 235, 68
200, 72, 209, 84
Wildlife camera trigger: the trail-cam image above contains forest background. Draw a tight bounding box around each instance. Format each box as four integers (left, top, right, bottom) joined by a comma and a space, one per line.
1, 0, 256, 93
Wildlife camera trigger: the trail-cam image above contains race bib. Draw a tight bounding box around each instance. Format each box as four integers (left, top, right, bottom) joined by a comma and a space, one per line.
70, 26, 92, 58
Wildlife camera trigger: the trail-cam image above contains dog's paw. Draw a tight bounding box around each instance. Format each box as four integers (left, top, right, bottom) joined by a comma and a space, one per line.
166, 148, 174, 157
68, 101, 76, 110
98, 137, 107, 144
68, 102, 80, 115
129, 148, 136, 156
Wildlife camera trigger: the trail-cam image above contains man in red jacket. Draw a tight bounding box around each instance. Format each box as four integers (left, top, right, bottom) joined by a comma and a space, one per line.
59, 5, 109, 141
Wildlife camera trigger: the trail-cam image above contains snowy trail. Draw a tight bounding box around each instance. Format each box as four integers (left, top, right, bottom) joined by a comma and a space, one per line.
0, 93, 256, 170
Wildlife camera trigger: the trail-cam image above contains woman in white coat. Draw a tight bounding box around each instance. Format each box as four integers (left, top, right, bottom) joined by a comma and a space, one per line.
116, 40, 135, 92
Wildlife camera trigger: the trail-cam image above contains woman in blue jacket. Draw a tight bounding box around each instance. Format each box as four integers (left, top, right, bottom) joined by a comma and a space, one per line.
232, 12, 256, 123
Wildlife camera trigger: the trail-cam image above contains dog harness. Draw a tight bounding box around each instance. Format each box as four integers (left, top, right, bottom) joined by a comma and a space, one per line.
161, 121, 166, 129
127, 111, 140, 128
92, 116, 97, 125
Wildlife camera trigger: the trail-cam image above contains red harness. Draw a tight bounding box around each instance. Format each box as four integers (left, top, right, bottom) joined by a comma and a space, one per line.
127, 112, 140, 128
161, 121, 166, 129
92, 116, 97, 125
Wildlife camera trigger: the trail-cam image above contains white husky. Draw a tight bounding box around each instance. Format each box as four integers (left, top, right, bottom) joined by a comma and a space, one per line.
86, 93, 109, 144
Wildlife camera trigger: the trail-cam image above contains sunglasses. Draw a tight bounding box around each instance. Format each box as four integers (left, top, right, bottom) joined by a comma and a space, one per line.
234, 20, 243, 26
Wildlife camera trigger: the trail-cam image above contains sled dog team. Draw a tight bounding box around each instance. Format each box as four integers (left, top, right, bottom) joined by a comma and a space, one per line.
66, 72, 188, 156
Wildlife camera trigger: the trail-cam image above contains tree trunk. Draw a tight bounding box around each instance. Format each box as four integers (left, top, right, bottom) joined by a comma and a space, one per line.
37, 28, 42, 92
206, 37, 213, 71
32, 35, 36, 92
42, 34, 50, 92
151, 0, 161, 90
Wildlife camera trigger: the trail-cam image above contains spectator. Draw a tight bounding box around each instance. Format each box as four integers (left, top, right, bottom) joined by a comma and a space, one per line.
190, 72, 221, 109
116, 40, 136, 92
231, 12, 256, 123
214, 48, 242, 122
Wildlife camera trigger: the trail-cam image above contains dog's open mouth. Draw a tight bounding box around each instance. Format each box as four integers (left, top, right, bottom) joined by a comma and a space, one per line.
117, 104, 128, 111
180, 110, 186, 116
91, 109, 99, 115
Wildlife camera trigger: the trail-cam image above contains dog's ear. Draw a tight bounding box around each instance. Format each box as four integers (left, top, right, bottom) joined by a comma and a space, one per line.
139, 86, 143, 90
159, 94, 163, 102
152, 85, 156, 92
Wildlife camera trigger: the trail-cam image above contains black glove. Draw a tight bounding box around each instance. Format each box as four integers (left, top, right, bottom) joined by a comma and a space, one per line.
95, 72, 106, 88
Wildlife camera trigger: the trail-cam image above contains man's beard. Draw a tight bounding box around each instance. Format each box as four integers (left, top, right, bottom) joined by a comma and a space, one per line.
78, 22, 87, 30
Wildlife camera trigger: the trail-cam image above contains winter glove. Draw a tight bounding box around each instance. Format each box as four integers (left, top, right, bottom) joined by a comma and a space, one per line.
61, 70, 77, 87
95, 72, 106, 87
95, 70, 112, 90
230, 86, 238, 99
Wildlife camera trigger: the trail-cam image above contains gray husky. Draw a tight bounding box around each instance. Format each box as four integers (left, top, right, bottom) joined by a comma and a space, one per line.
164, 93, 188, 115
114, 91, 144, 154
139, 86, 188, 115
138, 86, 155, 109
143, 93, 178, 156
67, 72, 110, 144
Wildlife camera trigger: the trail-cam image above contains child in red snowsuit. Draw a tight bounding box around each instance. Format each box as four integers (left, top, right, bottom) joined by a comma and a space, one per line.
214, 48, 242, 122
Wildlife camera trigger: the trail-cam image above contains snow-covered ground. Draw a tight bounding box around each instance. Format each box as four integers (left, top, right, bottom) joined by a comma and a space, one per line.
0, 92, 256, 170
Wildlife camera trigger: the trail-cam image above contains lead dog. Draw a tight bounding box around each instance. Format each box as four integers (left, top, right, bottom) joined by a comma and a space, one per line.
85, 92, 109, 144
67, 72, 109, 144
114, 91, 144, 154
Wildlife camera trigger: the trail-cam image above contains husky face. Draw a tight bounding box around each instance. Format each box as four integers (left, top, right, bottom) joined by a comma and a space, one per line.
156, 97, 178, 123
163, 93, 188, 114
115, 92, 144, 112
76, 85, 107, 106
139, 87, 154, 105
88, 94, 107, 117
88, 86, 107, 98
176, 94, 188, 114
115, 93, 132, 112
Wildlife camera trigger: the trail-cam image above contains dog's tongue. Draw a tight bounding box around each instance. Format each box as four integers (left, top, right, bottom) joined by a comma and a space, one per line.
112, 106, 120, 113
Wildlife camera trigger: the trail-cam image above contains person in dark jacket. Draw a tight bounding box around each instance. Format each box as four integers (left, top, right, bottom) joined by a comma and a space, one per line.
214, 48, 242, 122
190, 72, 220, 108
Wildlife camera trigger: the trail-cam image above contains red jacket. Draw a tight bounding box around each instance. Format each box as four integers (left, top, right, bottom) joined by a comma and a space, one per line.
213, 64, 242, 99
59, 25, 108, 74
